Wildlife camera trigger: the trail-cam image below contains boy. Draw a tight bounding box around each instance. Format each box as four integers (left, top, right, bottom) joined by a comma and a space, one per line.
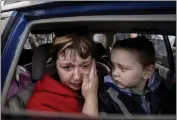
98, 37, 171, 116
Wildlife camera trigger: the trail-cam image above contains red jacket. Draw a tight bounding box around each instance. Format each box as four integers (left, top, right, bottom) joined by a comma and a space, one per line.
26, 73, 83, 113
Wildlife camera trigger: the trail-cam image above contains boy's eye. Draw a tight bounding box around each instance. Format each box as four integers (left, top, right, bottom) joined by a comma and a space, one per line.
111, 63, 116, 70
121, 68, 125, 71
111, 65, 115, 69
120, 67, 128, 72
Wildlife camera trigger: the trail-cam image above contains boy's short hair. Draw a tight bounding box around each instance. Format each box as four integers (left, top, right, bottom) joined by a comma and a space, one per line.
112, 36, 156, 68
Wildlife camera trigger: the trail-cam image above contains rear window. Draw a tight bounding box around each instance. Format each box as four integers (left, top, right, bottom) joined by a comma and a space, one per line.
93, 33, 107, 48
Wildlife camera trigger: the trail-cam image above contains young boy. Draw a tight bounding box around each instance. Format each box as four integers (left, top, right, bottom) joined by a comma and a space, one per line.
98, 37, 171, 116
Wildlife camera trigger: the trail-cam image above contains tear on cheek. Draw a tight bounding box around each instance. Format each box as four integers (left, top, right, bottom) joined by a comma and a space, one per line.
79, 69, 89, 78
80, 69, 88, 74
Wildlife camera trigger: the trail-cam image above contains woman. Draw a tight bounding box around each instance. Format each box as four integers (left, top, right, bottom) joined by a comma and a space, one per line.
27, 33, 98, 116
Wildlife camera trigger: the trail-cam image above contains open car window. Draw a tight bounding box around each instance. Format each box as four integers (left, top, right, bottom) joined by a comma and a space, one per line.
1, 1, 175, 117
24, 33, 54, 50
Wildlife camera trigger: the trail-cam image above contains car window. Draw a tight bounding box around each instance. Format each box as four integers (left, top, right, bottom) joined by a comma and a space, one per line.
150, 35, 169, 68
114, 33, 130, 41
19, 33, 54, 66
1, 17, 10, 35
113, 33, 138, 45
137, 34, 172, 79
93, 33, 107, 48
168, 35, 176, 65
1, 1, 10, 34
24, 33, 54, 50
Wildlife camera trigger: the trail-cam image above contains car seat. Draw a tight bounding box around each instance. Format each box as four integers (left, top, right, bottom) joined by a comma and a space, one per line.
7, 44, 50, 111
7, 65, 32, 99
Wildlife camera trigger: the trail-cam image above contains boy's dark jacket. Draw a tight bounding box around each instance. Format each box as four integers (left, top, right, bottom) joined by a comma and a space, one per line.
98, 71, 174, 115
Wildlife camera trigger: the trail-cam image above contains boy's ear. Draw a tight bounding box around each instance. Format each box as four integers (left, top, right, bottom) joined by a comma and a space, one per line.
143, 65, 155, 80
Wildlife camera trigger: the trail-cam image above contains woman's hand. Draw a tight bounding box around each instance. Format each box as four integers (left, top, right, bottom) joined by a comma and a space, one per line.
81, 59, 99, 116
81, 59, 98, 100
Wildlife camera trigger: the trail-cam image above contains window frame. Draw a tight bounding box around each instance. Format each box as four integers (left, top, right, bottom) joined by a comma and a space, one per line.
2, 15, 176, 109
1, 11, 20, 55
163, 35, 175, 82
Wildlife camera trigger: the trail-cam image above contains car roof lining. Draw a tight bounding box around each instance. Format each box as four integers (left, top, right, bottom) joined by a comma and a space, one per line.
31, 21, 176, 35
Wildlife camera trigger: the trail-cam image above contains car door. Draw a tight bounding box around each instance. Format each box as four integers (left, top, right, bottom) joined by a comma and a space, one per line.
1, 1, 176, 110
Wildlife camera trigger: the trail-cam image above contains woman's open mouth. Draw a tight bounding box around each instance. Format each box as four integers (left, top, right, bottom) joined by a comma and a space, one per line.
71, 83, 82, 87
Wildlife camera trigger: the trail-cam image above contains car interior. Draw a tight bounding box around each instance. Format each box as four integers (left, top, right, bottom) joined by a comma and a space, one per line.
3, 20, 176, 115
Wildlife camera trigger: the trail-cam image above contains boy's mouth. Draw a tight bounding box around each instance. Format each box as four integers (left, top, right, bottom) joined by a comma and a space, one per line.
114, 80, 127, 88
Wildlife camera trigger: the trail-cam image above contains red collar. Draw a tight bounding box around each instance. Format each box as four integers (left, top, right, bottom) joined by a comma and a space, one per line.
34, 73, 82, 98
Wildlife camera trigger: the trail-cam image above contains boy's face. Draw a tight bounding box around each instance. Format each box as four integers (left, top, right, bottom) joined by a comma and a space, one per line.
111, 49, 148, 89
56, 48, 92, 91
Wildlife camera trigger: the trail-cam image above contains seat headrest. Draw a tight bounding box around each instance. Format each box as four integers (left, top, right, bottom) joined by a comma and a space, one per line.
32, 44, 51, 81
96, 62, 110, 75
94, 42, 106, 58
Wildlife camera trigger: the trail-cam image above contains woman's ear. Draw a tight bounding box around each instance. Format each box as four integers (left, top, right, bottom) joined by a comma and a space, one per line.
143, 65, 155, 80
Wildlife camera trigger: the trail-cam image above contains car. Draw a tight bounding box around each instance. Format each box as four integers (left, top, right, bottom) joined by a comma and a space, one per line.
1, 1, 176, 119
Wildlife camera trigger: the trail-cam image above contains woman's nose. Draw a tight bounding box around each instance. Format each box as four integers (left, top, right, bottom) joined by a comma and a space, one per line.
73, 68, 81, 81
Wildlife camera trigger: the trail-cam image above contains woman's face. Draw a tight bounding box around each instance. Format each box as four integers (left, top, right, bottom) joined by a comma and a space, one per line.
56, 49, 92, 91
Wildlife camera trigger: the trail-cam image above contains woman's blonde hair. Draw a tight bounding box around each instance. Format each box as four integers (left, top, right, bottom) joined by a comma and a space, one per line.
51, 33, 95, 61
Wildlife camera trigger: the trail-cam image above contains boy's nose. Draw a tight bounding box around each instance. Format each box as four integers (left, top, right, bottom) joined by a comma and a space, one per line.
112, 68, 120, 78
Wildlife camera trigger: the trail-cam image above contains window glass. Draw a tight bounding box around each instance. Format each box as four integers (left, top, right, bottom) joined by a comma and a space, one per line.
113, 33, 137, 44
139, 34, 173, 79
24, 33, 54, 50
114, 33, 130, 42
143, 34, 169, 68
168, 35, 176, 65
1, 17, 10, 35
93, 33, 107, 48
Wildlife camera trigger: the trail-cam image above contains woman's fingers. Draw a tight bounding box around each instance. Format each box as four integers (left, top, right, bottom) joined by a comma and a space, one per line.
89, 59, 95, 80
83, 72, 89, 87
82, 59, 98, 99
89, 59, 98, 85
83, 59, 97, 87
93, 60, 97, 77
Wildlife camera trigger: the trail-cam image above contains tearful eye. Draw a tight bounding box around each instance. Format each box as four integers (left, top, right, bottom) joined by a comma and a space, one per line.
81, 64, 90, 69
63, 66, 73, 71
